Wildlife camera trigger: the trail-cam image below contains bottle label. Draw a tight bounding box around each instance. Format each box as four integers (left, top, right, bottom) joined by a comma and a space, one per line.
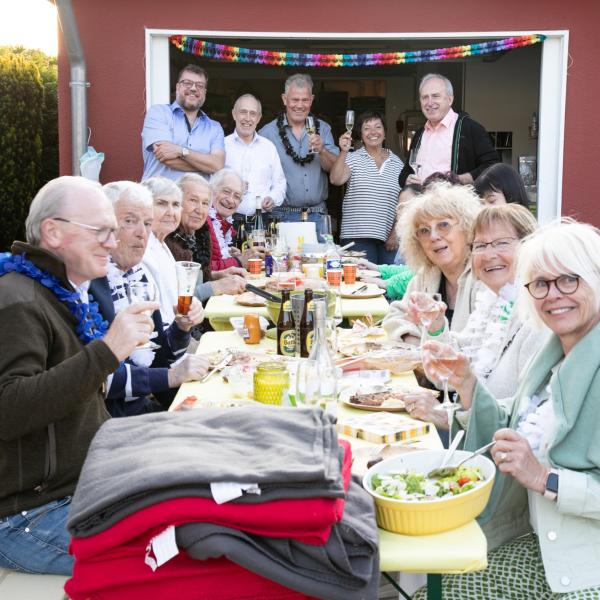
306, 330, 314, 354
264, 254, 274, 277
279, 330, 296, 356
326, 258, 342, 271
307, 300, 314, 312
283, 300, 292, 312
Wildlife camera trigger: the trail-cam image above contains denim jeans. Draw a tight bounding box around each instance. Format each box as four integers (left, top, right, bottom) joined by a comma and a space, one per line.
340, 238, 397, 265
0, 496, 73, 575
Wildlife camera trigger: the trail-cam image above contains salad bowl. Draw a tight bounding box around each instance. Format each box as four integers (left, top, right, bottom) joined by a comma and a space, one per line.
362, 449, 496, 535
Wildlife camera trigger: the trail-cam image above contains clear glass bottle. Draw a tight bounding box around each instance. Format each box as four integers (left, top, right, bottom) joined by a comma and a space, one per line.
308, 299, 338, 414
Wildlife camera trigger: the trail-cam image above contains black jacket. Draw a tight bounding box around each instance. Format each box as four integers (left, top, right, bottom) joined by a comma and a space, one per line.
399, 111, 499, 186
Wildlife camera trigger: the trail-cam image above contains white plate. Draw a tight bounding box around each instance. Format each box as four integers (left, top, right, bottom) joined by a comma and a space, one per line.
339, 283, 386, 299
339, 384, 407, 412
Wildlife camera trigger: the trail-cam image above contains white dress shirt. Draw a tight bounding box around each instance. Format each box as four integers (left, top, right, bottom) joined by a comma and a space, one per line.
224, 131, 286, 216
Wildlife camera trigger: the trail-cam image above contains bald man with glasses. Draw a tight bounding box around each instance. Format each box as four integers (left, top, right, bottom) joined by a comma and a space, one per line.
142, 64, 225, 181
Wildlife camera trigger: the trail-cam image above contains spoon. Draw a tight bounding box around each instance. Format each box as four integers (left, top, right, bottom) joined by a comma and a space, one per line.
427, 439, 496, 479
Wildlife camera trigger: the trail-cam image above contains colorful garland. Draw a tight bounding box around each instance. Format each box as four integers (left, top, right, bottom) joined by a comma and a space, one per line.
170, 35, 545, 68
0, 253, 108, 345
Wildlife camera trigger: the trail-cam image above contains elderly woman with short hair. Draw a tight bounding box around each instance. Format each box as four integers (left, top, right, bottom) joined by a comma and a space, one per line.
417, 221, 600, 598
383, 181, 482, 341
141, 176, 182, 325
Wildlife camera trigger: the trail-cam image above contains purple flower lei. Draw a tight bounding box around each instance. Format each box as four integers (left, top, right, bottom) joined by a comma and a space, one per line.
0, 253, 108, 345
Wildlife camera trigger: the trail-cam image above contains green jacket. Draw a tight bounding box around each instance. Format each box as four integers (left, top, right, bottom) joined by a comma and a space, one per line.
466, 320, 600, 593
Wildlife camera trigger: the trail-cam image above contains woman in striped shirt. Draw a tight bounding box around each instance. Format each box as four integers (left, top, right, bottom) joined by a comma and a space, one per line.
330, 111, 403, 264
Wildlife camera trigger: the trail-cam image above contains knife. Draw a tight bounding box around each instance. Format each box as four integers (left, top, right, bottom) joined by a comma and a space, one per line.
351, 284, 368, 295
244, 283, 281, 304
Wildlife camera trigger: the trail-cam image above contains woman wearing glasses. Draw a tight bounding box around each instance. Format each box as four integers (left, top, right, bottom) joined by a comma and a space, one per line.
383, 181, 482, 341
406, 204, 545, 429
418, 221, 600, 598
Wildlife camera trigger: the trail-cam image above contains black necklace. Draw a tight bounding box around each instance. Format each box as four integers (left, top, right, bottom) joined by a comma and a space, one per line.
277, 112, 320, 166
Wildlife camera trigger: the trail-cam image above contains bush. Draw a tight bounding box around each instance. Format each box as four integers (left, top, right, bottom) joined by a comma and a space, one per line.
0, 47, 56, 250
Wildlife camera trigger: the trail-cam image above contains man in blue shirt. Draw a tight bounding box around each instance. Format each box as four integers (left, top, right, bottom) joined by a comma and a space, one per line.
141, 65, 225, 181
259, 73, 339, 238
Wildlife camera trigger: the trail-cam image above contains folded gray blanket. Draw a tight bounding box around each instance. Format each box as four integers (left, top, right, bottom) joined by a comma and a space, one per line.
178, 479, 379, 600
68, 406, 343, 537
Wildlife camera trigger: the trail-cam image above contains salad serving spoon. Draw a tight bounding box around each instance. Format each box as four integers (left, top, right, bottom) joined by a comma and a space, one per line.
428, 440, 496, 479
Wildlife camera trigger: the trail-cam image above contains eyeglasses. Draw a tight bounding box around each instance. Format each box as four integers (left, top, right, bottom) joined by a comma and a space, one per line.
53, 217, 116, 244
178, 79, 207, 91
218, 187, 243, 202
415, 220, 455, 239
471, 237, 517, 254
524, 274, 580, 299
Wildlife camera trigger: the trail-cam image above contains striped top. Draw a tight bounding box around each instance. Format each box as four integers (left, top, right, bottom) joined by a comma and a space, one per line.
340, 147, 403, 241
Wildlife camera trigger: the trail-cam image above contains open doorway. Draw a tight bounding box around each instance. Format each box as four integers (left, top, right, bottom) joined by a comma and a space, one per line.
147, 30, 566, 223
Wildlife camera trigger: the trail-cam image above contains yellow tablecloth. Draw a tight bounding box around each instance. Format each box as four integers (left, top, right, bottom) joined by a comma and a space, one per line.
172, 331, 488, 578
203, 292, 390, 330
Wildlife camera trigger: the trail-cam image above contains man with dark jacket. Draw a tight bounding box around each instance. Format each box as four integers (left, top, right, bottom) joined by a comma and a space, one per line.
399, 73, 499, 187
0, 177, 157, 575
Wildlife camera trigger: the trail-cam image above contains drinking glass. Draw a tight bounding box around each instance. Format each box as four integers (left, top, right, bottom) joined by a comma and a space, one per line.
408, 147, 421, 178
345, 110, 355, 150
320, 214, 334, 245
305, 116, 318, 154
127, 280, 160, 349
175, 261, 202, 316
295, 359, 320, 406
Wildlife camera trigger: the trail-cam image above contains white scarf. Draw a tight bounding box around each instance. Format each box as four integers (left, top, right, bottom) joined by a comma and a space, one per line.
209, 206, 233, 259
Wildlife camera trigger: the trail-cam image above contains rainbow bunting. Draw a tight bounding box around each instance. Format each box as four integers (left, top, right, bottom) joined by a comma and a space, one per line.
170, 35, 545, 68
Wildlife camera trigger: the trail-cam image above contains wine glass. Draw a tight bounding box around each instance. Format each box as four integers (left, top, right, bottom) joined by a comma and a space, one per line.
345, 110, 355, 150
411, 292, 442, 349
127, 280, 160, 350
305, 116, 317, 154
408, 147, 421, 178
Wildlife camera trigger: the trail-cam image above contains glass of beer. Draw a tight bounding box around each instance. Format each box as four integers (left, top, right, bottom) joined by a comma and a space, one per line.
175, 261, 202, 316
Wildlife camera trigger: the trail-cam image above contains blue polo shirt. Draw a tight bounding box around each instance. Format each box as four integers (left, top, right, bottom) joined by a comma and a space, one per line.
141, 101, 225, 181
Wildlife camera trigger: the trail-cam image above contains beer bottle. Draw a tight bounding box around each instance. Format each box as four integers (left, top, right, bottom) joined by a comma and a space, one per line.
277, 289, 296, 357
300, 289, 315, 357
301, 207, 309, 222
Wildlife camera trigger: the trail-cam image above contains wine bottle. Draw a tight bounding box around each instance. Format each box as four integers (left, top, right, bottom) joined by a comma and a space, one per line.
300, 289, 315, 357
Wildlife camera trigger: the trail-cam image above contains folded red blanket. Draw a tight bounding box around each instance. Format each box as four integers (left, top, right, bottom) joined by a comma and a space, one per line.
65, 551, 318, 600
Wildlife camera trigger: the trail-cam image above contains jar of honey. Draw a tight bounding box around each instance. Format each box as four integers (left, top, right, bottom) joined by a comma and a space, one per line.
243, 314, 261, 344
253, 362, 289, 405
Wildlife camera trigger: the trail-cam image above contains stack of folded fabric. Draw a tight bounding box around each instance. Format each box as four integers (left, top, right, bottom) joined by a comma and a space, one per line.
65, 406, 379, 600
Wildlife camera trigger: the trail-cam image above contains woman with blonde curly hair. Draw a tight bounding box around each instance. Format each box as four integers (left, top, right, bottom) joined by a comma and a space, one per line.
383, 181, 482, 341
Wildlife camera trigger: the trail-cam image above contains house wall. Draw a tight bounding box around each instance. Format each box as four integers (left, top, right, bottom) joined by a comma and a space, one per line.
58, 0, 600, 223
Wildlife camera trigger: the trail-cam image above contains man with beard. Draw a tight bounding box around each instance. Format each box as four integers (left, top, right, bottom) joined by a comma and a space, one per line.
141, 65, 225, 180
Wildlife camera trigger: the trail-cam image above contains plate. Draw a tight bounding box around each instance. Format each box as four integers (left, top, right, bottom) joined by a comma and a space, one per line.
235, 292, 267, 306
339, 283, 386, 299
357, 269, 380, 279
339, 385, 406, 412
246, 276, 267, 288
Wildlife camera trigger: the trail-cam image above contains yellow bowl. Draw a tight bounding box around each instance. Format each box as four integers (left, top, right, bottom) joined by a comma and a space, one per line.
363, 449, 496, 535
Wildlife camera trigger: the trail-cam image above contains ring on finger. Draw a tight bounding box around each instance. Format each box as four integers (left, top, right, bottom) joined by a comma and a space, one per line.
498, 451, 508, 462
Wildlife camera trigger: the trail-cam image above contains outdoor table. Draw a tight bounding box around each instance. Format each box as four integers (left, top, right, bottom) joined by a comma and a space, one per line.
171, 332, 488, 600
203, 291, 390, 331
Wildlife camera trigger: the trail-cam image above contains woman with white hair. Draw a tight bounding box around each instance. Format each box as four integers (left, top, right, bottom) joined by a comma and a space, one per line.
418, 220, 600, 598
141, 176, 182, 324
383, 181, 482, 341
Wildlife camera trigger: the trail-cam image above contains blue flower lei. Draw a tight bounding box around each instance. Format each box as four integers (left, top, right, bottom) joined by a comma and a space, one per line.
0, 252, 108, 345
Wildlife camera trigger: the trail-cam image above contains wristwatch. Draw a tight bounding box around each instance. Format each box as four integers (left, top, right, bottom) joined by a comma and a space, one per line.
543, 468, 559, 501
181, 146, 190, 158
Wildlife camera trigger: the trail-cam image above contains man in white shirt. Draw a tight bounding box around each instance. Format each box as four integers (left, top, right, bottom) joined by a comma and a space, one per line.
224, 94, 286, 232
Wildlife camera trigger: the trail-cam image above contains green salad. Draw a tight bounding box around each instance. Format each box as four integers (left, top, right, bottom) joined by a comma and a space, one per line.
371, 466, 484, 501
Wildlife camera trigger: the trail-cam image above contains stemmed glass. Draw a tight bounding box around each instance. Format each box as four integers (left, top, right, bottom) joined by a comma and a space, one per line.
305, 116, 318, 154
408, 147, 421, 178
412, 292, 442, 350
128, 280, 160, 350
345, 110, 355, 150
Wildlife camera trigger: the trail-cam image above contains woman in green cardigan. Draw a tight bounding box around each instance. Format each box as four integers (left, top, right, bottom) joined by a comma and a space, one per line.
418, 221, 600, 599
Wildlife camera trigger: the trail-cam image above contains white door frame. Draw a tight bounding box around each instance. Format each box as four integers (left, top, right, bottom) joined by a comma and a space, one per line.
145, 29, 569, 222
